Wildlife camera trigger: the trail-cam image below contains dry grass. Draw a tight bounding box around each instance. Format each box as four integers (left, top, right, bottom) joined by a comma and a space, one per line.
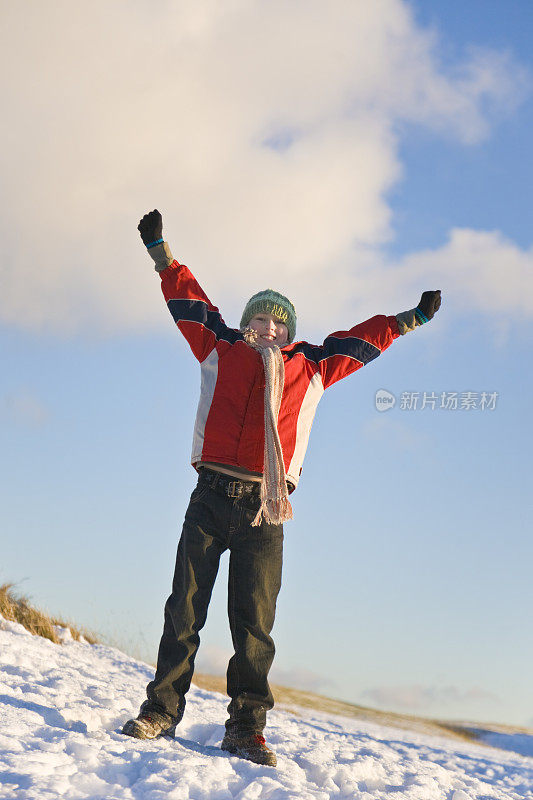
191, 673, 481, 745
0, 583, 99, 645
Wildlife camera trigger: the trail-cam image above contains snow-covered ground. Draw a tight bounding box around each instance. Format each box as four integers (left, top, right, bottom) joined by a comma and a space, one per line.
1, 616, 532, 800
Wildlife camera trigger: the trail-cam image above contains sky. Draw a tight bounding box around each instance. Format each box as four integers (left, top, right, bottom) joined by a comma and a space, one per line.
1, 0, 532, 727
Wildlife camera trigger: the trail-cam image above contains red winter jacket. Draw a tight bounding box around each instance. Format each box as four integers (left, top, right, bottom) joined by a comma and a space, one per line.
159, 260, 400, 489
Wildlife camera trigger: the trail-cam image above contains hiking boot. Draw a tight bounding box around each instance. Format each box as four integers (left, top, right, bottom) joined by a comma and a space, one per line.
121, 701, 177, 740
221, 732, 277, 767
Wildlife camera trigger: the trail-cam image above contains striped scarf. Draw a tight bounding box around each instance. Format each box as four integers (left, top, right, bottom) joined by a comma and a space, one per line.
243, 328, 293, 526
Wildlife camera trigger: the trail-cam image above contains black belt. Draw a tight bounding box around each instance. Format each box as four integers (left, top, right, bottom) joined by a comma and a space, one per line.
199, 467, 262, 499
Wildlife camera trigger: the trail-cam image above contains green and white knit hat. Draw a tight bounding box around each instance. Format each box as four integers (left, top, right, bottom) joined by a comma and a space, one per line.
240, 289, 297, 343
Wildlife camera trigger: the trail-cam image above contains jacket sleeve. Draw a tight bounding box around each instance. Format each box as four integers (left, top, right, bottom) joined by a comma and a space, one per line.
153, 245, 241, 363
312, 315, 400, 389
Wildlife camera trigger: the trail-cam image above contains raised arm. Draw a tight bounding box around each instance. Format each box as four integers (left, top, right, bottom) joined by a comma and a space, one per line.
312, 314, 400, 389
138, 210, 241, 362
313, 290, 442, 389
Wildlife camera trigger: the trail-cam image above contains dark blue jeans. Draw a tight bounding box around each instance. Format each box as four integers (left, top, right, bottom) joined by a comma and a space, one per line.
146, 470, 284, 734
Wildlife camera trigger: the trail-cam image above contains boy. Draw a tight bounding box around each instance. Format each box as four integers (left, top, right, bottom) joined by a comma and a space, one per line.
122, 209, 441, 766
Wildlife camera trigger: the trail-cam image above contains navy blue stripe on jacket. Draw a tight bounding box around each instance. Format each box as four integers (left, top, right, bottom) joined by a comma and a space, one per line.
289, 336, 381, 367
167, 298, 243, 346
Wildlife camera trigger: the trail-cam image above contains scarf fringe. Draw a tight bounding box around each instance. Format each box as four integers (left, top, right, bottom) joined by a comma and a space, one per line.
252, 495, 293, 527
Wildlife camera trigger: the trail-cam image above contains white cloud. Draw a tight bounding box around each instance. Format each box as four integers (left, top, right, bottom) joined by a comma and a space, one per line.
195, 644, 231, 677
385, 228, 533, 318
362, 683, 500, 712
362, 415, 430, 451
195, 645, 331, 694
338, 228, 533, 343
1, 391, 50, 428
269, 665, 334, 694
0, 0, 529, 336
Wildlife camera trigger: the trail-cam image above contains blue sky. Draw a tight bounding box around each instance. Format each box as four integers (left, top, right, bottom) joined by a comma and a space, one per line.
390, 0, 533, 256
1, 0, 532, 727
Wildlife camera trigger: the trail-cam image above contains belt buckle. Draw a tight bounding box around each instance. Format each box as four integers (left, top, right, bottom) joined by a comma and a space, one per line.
227, 480, 243, 498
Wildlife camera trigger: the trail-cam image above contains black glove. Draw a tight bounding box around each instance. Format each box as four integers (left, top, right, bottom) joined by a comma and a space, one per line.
416, 290, 441, 323
138, 209, 163, 247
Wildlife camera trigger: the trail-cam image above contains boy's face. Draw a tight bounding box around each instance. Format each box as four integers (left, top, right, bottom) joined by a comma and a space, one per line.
248, 313, 289, 348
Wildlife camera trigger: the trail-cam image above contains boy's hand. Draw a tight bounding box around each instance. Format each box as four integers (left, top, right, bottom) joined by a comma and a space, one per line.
138, 209, 163, 247
417, 290, 441, 321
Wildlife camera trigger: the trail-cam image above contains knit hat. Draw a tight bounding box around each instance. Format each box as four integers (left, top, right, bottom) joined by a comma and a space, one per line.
240, 289, 297, 343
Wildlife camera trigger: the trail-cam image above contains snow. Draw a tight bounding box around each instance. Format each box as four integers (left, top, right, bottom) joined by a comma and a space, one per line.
1, 616, 532, 800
